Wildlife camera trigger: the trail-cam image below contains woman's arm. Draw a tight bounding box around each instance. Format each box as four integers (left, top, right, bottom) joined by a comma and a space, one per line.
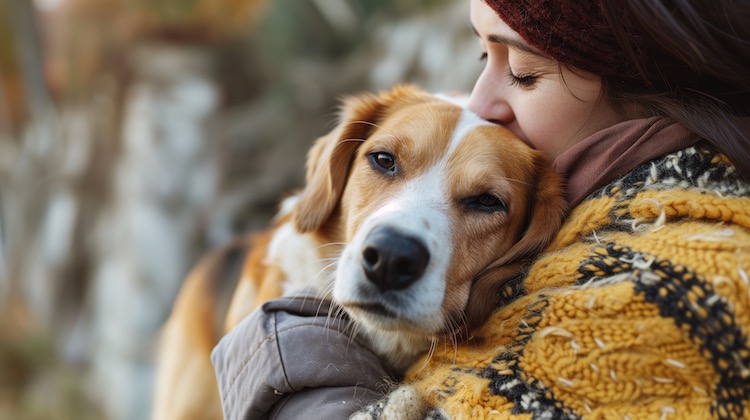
211, 293, 398, 419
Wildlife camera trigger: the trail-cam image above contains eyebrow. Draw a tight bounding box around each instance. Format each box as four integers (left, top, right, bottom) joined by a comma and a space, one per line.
471, 24, 546, 56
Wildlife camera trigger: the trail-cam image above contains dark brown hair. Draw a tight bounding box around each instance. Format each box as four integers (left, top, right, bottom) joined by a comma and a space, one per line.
600, 0, 750, 179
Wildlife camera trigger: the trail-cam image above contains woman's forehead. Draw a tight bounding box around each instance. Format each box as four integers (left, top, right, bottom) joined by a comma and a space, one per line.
469, 0, 539, 54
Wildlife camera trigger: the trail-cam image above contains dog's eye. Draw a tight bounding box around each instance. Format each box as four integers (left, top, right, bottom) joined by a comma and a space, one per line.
463, 194, 508, 213
368, 152, 397, 175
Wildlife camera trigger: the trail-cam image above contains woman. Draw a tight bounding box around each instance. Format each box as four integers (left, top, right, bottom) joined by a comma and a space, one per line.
212, 0, 750, 418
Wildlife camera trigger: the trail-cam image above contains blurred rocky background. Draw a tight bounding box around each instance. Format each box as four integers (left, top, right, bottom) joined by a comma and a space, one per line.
0, 0, 481, 418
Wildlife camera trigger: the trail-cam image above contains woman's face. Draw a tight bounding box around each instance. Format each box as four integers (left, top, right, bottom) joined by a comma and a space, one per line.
468, 0, 628, 160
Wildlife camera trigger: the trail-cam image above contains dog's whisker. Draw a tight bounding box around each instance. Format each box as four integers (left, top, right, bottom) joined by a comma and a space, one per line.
316, 260, 339, 277
345, 120, 386, 132
338, 138, 367, 145
413, 337, 439, 378
342, 119, 404, 141
304, 259, 340, 298
440, 310, 468, 366
314, 242, 348, 251
343, 316, 364, 349
450, 330, 459, 365
317, 257, 342, 266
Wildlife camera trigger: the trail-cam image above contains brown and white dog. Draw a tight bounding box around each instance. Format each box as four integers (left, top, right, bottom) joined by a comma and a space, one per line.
152, 85, 566, 420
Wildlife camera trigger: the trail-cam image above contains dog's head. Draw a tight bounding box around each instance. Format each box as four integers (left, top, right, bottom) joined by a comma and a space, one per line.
293, 85, 565, 345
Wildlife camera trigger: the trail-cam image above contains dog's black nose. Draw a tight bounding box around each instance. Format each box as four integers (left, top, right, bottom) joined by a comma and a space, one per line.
361, 226, 430, 291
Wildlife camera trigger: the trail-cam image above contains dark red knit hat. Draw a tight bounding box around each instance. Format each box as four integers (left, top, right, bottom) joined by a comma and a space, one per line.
483, 0, 640, 80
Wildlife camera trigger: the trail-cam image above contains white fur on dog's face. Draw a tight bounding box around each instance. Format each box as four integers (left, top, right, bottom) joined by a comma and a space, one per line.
333, 97, 538, 341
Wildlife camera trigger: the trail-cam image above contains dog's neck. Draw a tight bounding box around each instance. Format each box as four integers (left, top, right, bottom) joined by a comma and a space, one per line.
265, 220, 337, 295
362, 326, 433, 372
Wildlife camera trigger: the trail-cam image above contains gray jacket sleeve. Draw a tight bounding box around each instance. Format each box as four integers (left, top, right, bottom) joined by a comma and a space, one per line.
211, 293, 398, 420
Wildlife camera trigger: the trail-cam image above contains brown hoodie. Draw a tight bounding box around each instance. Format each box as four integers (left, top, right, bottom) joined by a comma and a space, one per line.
211, 292, 398, 419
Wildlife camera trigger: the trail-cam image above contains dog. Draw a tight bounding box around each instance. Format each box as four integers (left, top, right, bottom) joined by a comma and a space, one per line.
152, 84, 566, 420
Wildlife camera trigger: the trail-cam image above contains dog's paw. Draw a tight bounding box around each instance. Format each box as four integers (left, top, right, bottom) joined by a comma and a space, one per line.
350, 385, 446, 420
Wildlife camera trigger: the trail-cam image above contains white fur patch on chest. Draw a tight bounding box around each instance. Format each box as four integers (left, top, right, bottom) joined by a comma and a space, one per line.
266, 201, 330, 294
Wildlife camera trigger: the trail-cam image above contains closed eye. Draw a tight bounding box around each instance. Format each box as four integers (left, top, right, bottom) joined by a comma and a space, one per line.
368, 152, 398, 176
462, 194, 508, 213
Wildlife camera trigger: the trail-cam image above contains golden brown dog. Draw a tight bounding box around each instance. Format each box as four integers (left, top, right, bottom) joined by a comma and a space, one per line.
152, 85, 566, 420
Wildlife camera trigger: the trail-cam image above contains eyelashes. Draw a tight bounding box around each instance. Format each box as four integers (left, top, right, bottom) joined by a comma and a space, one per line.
478, 52, 538, 89
506, 68, 538, 88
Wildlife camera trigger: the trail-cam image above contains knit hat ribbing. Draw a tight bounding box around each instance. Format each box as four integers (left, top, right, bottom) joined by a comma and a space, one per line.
483, 0, 640, 81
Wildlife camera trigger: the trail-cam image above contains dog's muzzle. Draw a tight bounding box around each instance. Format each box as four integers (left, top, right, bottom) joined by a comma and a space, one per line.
361, 226, 430, 292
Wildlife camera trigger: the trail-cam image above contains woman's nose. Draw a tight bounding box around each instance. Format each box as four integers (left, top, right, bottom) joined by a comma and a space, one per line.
468, 71, 515, 125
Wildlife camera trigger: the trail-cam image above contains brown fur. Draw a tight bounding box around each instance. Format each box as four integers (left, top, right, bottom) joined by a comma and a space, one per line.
152, 85, 566, 419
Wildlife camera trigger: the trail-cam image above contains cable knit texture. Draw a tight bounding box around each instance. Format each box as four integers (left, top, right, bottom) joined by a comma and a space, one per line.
357, 144, 750, 419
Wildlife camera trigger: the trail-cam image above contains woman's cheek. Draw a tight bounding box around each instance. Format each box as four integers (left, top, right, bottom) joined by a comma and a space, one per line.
518, 112, 567, 159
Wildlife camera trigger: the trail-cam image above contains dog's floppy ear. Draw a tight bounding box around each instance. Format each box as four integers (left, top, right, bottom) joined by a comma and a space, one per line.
498, 154, 566, 267
465, 155, 566, 329
293, 85, 429, 233
465, 262, 527, 331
